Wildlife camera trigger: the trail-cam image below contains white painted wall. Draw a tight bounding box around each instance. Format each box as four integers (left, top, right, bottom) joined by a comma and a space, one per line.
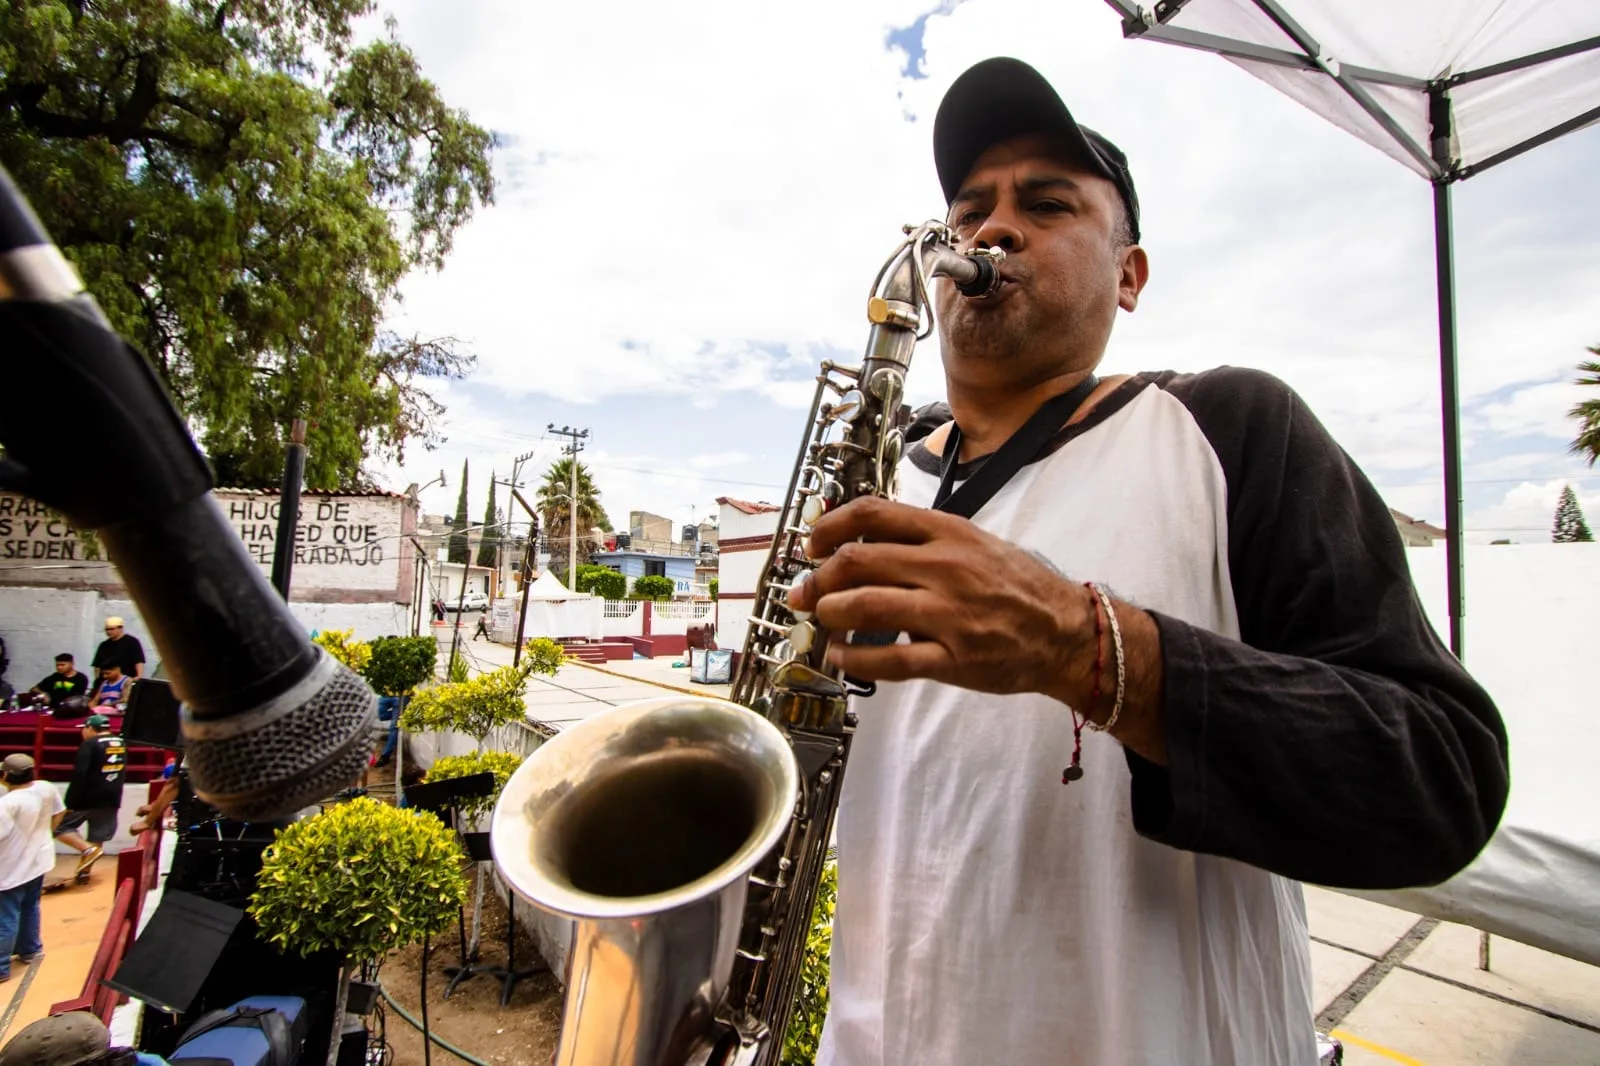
716, 501, 780, 653
0, 587, 100, 691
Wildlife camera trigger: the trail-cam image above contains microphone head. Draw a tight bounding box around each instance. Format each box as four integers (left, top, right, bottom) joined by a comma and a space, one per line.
181, 650, 379, 822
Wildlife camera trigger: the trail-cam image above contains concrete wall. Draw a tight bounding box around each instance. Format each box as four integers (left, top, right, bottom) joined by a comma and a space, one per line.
0, 587, 100, 691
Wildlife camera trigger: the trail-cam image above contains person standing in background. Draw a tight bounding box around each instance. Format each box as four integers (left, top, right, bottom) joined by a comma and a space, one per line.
0, 753, 63, 983
54, 715, 125, 877
88, 617, 145, 703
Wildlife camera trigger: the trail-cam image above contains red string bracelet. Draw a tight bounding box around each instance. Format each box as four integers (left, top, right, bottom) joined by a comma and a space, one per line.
1064, 583, 1104, 784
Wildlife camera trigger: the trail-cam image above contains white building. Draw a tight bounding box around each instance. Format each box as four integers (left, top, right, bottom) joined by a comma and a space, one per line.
714, 496, 782, 655
0, 488, 419, 689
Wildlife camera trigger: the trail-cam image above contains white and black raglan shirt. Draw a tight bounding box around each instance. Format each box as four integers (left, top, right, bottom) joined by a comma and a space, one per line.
817, 367, 1508, 1066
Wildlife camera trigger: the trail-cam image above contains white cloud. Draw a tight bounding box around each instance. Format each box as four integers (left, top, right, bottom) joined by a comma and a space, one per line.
361, 0, 1600, 528
1465, 479, 1600, 543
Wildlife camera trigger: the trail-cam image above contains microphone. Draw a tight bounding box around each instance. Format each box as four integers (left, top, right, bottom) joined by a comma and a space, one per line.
0, 165, 376, 822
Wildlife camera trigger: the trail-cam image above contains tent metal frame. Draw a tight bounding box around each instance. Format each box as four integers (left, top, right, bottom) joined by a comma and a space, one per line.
1105, 0, 1600, 657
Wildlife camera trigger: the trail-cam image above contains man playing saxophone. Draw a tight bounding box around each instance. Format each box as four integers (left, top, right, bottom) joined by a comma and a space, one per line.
787, 57, 1508, 1066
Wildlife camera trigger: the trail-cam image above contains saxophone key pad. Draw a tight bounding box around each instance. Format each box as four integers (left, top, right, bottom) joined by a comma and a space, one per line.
788, 621, 816, 655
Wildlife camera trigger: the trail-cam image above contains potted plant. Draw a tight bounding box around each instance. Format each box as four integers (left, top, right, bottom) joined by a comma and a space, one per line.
400, 639, 564, 750
248, 797, 469, 1066
362, 635, 442, 783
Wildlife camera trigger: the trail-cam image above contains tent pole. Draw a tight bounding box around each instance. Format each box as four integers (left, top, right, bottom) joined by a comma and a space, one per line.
1433, 180, 1465, 659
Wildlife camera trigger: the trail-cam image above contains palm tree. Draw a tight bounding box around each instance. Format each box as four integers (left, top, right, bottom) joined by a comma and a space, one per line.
536, 458, 613, 580
1567, 348, 1600, 464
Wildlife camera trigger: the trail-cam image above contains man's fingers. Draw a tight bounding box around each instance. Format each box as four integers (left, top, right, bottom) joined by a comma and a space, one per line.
825, 639, 952, 683
804, 496, 955, 560
812, 586, 945, 636
789, 541, 935, 610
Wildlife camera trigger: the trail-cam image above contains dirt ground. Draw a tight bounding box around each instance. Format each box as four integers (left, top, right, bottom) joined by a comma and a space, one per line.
377, 879, 565, 1065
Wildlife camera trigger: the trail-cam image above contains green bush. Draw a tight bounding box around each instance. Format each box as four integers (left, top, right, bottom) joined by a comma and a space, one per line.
781, 857, 837, 1065
248, 797, 468, 963
400, 654, 556, 741
363, 635, 438, 696
631, 574, 675, 601
575, 564, 626, 600
313, 629, 371, 675
708, 577, 718, 602
425, 750, 525, 824
523, 637, 567, 675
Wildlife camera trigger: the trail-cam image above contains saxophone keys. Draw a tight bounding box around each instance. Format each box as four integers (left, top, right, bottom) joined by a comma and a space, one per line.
833, 389, 865, 423
788, 621, 816, 655
800, 495, 827, 527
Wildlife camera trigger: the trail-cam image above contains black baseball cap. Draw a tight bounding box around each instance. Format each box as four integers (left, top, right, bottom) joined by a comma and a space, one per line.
933, 57, 1141, 243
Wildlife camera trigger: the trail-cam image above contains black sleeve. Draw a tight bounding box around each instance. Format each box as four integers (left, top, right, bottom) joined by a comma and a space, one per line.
129, 636, 146, 667
71, 673, 88, 696
90, 640, 108, 670
1127, 367, 1509, 890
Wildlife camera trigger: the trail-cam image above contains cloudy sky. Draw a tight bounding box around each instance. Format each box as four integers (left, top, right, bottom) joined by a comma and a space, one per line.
360, 0, 1600, 545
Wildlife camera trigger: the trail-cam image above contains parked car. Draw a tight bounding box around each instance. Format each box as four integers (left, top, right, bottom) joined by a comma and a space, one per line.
448, 591, 490, 612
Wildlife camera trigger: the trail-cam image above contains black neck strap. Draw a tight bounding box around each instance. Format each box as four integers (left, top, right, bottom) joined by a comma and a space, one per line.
932, 375, 1099, 519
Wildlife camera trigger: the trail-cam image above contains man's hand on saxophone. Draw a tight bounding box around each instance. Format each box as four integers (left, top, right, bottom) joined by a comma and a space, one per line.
785, 494, 1168, 767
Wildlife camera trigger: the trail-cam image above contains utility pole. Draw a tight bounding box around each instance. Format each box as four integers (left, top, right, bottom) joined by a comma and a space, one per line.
547, 424, 589, 589
270, 419, 307, 600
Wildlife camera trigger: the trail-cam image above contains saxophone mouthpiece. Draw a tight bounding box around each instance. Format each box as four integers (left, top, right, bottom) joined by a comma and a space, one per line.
930, 245, 1006, 299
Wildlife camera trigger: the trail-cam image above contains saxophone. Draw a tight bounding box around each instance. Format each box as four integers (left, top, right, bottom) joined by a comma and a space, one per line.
490, 222, 1003, 1066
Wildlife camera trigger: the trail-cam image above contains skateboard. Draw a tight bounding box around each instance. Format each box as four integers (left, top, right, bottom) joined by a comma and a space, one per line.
42, 850, 104, 892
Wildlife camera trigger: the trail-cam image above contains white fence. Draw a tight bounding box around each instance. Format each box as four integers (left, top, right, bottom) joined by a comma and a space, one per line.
596, 599, 714, 638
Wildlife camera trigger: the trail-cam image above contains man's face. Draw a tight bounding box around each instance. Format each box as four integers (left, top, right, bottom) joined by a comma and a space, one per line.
935, 132, 1147, 388
55, 661, 72, 675
106, 624, 124, 639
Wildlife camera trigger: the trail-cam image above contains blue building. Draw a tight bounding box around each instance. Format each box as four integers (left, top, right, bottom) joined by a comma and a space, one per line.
588, 549, 700, 597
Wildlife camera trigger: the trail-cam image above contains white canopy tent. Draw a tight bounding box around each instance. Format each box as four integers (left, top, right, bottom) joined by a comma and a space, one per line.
1096, 0, 1600, 966
1101, 0, 1600, 660
515, 569, 602, 642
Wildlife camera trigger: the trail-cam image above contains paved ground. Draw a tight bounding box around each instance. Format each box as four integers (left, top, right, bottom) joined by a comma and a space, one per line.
1303, 886, 1600, 1064
445, 638, 732, 733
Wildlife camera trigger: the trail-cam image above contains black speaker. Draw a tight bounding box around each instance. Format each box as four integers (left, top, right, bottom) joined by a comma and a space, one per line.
105, 891, 244, 1014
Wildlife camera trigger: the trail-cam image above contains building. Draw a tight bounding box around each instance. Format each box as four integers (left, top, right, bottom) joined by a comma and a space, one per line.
0, 488, 420, 689
629, 510, 676, 552
1391, 509, 1447, 547
715, 496, 783, 651
587, 547, 703, 598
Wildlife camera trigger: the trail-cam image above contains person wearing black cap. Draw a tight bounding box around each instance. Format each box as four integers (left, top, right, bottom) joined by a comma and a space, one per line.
788, 57, 1506, 1066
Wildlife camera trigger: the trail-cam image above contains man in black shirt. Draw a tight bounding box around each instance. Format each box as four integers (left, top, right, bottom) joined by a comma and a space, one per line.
54, 714, 126, 876
88, 617, 144, 703
29, 654, 89, 709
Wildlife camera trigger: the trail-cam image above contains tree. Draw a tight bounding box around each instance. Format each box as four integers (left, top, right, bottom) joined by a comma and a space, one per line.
448, 459, 470, 565
632, 574, 675, 601
0, 1, 495, 488
1566, 348, 1600, 465
536, 458, 612, 579
575, 564, 626, 599
1552, 484, 1594, 543
476, 471, 499, 569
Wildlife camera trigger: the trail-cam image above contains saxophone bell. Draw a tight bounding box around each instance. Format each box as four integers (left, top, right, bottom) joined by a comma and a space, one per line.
491, 696, 799, 1066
